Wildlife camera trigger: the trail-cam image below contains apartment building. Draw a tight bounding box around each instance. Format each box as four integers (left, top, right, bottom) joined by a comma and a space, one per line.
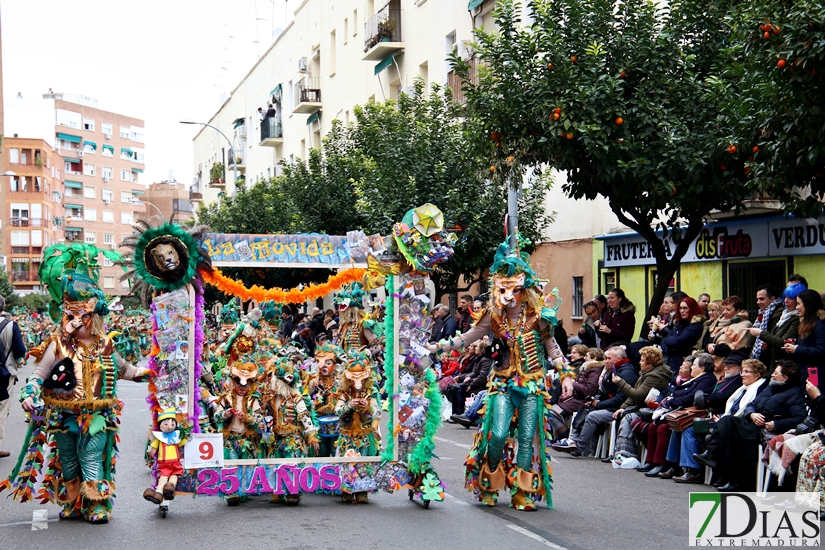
140, 181, 195, 225
189, 0, 628, 330
46, 93, 147, 295
2, 138, 65, 293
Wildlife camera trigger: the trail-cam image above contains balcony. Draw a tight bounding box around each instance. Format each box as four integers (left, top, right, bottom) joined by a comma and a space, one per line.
189, 189, 203, 203
260, 117, 283, 146
11, 270, 36, 283
293, 77, 322, 114
228, 155, 246, 173
363, 7, 404, 61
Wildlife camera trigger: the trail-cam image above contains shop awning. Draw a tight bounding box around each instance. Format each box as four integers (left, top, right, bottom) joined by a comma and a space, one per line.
63, 157, 80, 164
306, 111, 321, 125
64, 181, 82, 189
131, 189, 144, 195
271, 84, 282, 103
121, 148, 133, 156
468, 0, 484, 10
375, 54, 396, 76
64, 204, 82, 209
57, 133, 81, 143
83, 140, 97, 149
131, 168, 144, 173
233, 118, 245, 129
65, 227, 83, 232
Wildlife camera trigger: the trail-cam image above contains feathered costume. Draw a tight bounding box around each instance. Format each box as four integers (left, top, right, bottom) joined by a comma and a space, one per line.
436, 234, 574, 511
0, 244, 148, 524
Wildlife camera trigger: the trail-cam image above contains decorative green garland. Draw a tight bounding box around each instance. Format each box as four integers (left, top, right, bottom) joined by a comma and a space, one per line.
407, 367, 442, 474
380, 274, 396, 462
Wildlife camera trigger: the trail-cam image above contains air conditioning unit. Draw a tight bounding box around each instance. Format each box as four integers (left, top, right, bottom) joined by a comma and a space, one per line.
237, 125, 247, 137
459, 40, 474, 60
103, 199, 110, 205
104, 133, 112, 140
77, 151, 84, 157
298, 57, 309, 73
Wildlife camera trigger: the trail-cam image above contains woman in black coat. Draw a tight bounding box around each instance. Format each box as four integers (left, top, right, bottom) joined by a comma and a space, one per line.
661, 297, 705, 372
712, 360, 807, 491
782, 289, 825, 392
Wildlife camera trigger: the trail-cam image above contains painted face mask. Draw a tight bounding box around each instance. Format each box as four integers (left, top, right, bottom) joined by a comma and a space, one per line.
229, 361, 260, 394
62, 299, 97, 337
344, 364, 372, 392
316, 352, 337, 377
493, 273, 526, 309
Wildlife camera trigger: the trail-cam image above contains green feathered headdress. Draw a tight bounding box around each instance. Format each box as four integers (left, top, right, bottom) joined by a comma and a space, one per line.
335, 282, 365, 308
219, 301, 240, 325
119, 220, 212, 304
489, 232, 538, 287
39, 243, 123, 322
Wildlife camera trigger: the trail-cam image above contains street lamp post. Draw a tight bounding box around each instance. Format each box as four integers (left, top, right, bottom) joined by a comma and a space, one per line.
132, 198, 165, 221
179, 118, 238, 197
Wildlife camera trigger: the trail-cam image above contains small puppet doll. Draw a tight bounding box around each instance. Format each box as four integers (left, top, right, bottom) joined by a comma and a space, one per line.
144, 408, 187, 504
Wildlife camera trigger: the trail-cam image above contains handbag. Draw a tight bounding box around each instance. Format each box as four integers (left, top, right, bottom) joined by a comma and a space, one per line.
637, 407, 655, 422
667, 407, 707, 432
693, 418, 715, 435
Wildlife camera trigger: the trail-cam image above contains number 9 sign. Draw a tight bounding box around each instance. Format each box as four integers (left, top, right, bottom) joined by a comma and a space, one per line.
184, 433, 224, 469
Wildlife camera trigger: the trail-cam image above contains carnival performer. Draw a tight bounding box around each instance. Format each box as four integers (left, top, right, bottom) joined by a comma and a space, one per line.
306, 343, 343, 457
428, 234, 575, 511
2, 245, 148, 524
335, 353, 380, 503
335, 283, 378, 353
144, 408, 186, 504
261, 356, 319, 504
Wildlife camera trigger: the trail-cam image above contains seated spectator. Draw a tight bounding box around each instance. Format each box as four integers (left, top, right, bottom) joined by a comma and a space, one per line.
452, 390, 487, 428
748, 284, 802, 373
552, 347, 604, 418
445, 339, 491, 417
607, 346, 673, 461
703, 360, 807, 492
635, 356, 697, 476
782, 289, 825, 392
661, 297, 705, 372
550, 344, 591, 405
569, 343, 588, 374
650, 353, 717, 481
795, 379, 825, 520
646, 295, 677, 344
551, 345, 638, 457
598, 289, 636, 350
698, 300, 723, 351
665, 357, 747, 484
706, 296, 754, 366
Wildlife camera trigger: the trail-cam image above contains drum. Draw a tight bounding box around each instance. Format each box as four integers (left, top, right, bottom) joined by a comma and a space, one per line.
318, 415, 340, 438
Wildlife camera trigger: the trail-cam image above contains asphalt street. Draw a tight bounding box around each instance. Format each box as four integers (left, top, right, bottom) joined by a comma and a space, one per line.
0, 359, 714, 550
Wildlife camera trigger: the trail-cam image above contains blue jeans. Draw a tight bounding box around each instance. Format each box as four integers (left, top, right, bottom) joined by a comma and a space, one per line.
665, 426, 701, 469
466, 391, 487, 422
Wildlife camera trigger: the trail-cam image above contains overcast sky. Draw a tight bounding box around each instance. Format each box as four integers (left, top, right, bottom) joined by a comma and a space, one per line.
2, 0, 291, 186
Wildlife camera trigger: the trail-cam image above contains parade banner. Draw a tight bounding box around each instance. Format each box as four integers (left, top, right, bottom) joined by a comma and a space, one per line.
201, 231, 386, 267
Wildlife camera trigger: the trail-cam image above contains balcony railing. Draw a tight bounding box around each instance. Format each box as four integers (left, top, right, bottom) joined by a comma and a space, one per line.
363, 7, 403, 60
260, 117, 283, 146
293, 77, 322, 113
189, 191, 203, 203
12, 270, 35, 283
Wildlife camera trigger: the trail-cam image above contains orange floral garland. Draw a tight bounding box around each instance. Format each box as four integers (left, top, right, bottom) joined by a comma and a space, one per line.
199, 267, 366, 304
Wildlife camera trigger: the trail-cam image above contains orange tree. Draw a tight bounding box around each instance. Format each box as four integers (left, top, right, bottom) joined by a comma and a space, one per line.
453, 0, 758, 334
714, 0, 825, 218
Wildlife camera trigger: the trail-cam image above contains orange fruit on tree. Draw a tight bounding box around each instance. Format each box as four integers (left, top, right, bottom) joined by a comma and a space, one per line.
777, 58, 786, 68
728, 145, 737, 154
620, 71, 626, 78
764, 32, 770, 39
553, 113, 560, 120
554, 107, 561, 114
719, 163, 727, 171
615, 117, 623, 125
752, 145, 759, 153
772, 26, 780, 35
566, 132, 574, 140
506, 156, 515, 164
489, 166, 495, 173
618, 138, 624, 143
570, 56, 577, 63
547, 63, 554, 69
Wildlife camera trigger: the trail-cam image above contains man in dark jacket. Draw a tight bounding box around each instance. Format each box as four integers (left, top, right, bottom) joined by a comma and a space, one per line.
706, 360, 743, 414
439, 308, 458, 340
429, 305, 448, 343
0, 296, 28, 457
308, 307, 325, 338
553, 345, 638, 457
279, 309, 295, 340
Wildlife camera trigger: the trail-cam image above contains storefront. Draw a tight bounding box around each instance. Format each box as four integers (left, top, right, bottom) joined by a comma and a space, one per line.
595, 215, 825, 335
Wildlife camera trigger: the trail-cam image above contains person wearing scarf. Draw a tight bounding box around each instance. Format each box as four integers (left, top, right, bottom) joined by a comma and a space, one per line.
749, 283, 804, 374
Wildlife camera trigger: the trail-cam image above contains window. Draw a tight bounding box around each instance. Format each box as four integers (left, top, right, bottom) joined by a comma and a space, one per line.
120, 126, 130, 138
120, 149, 132, 161
121, 212, 133, 225
103, 276, 115, 289
102, 147, 113, 157
344, 18, 348, 44
31, 230, 42, 247
84, 163, 95, 177
121, 169, 131, 181
103, 210, 114, 223
101, 122, 112, 137
572, 276, 584, 317
121, 191, 132, 203
102, 188, 113, 202
133, 148, 145, 163
84, 208, 96, 221
103, 258, 114, 267
85, 231, 96, 244
9, 148, 19, 164
83, 142, 96, 154
10, 231, 29, 246
11, 205, 29, 222
83, 118, 95, 131
353, 9, 358, 35
84, 186, 96, 199
103, 233, 114, 245
102, 167, 113, 181
130, 128, 144, 142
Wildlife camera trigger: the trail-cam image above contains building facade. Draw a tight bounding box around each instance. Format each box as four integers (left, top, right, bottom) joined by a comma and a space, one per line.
140, 181, 195, 225
47, 94, 147, 295
2, 138, 65, 293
